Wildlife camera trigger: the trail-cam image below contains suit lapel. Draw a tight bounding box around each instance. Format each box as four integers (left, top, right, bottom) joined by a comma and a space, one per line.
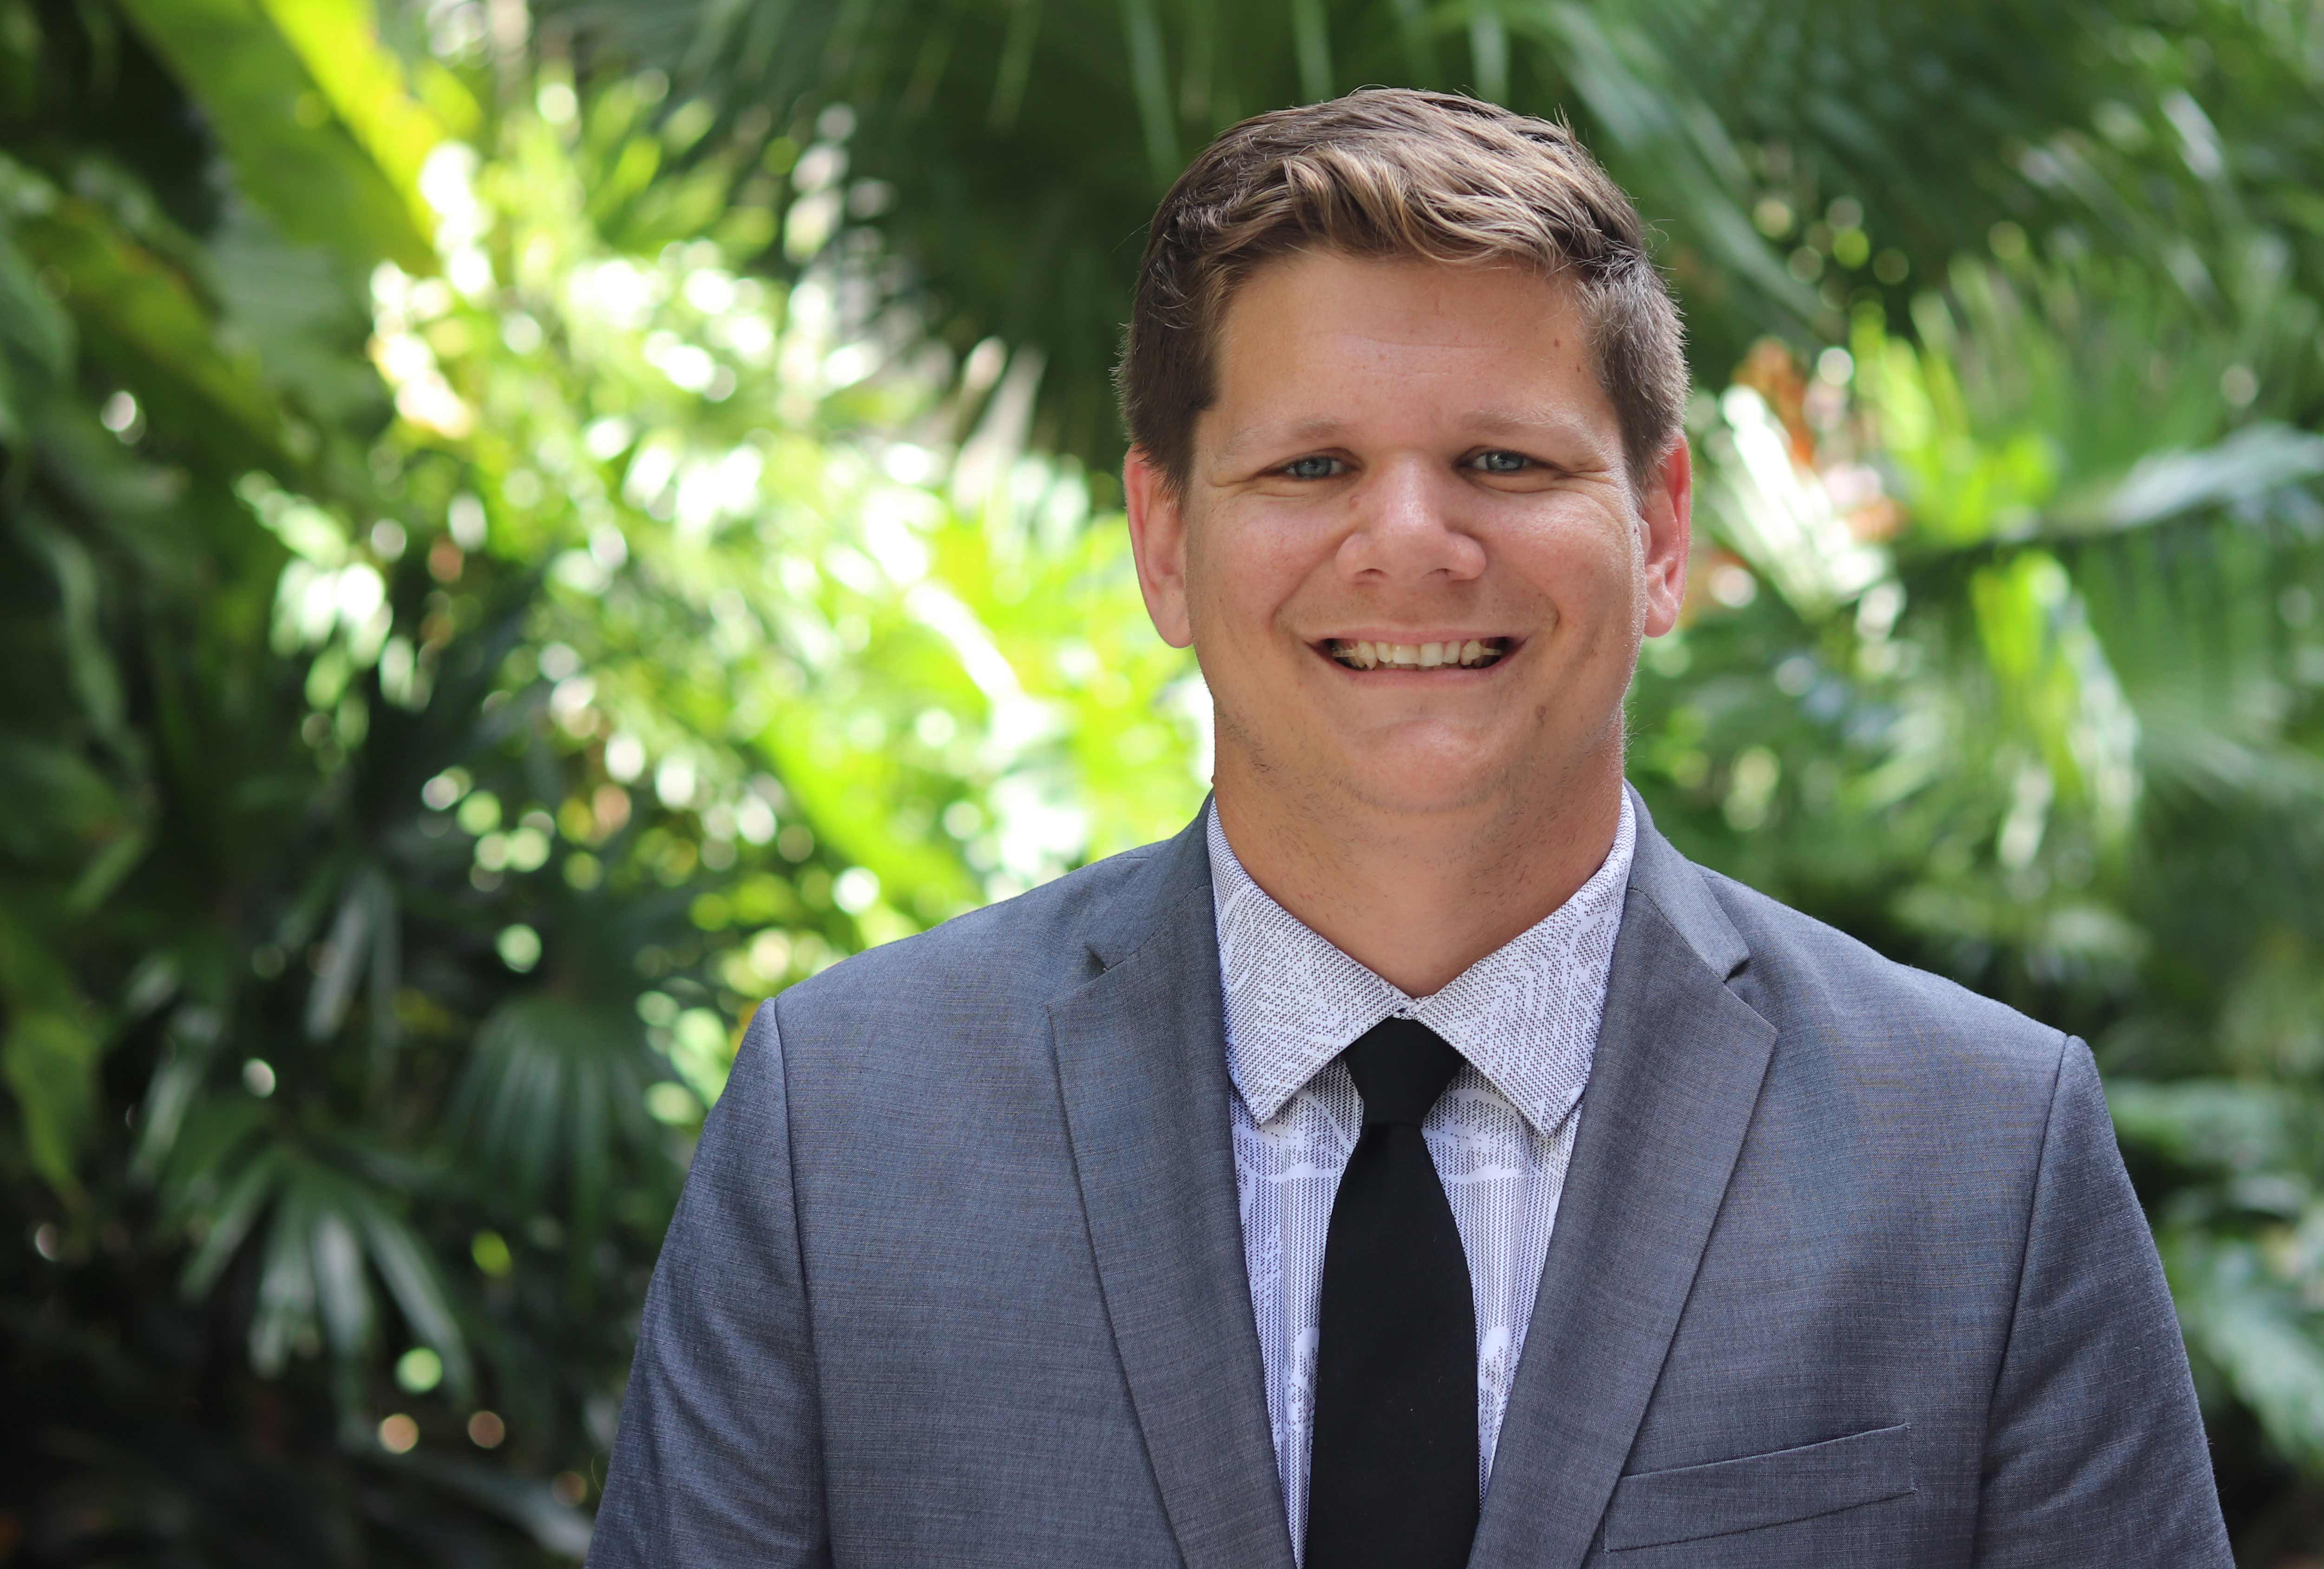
1050, 813, 1297, 1569
1470, 798, 1779, 1569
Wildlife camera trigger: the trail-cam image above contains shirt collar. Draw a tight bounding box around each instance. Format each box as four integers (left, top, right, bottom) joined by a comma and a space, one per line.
1206, 792, 1634, 1137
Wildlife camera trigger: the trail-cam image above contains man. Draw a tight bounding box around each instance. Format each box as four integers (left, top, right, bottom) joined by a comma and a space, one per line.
591, 90, 2231, 1567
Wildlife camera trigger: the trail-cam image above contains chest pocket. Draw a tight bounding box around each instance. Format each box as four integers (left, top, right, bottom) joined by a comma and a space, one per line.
1602, 1424, 1916, 1551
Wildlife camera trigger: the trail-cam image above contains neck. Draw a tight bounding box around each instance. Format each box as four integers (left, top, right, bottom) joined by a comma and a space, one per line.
1212, 745, 1627, 997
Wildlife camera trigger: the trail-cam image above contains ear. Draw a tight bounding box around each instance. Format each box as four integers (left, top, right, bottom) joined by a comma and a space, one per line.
1638, 437, 1693, 640
1124, 446, 1195, 649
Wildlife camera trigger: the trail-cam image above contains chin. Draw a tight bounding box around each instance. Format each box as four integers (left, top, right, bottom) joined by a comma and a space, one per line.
1218, 706, 1541, 817
1313, 734, 1521, 817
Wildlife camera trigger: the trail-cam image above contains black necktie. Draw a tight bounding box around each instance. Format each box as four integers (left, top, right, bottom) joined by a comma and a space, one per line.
1304, 1016, 1479, 1569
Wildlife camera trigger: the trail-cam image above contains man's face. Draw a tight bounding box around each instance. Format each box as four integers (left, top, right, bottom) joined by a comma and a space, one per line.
1125, 248, 1690, 824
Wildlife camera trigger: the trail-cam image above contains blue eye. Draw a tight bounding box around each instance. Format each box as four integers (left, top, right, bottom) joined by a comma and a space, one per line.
1283, 455, 1343, 480
1472, 450, 1531, 474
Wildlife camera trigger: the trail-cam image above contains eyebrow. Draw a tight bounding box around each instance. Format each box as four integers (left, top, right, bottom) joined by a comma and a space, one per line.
1212, 416, 1347, 463
1211, 407, 1593, 464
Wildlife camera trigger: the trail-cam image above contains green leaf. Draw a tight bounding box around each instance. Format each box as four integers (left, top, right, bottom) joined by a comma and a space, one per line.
114, 0, 438, 275
172, 1138, 477, 1399
1968, 551, 2138, 837
356, 1200, 474, 1398
138, 1028, 249, 1186
375, 1451, 594, 1557
311, 1207, 375, 1360
13, 196, 297, 471
448, 995, 657, 1235
2, 1006, 102, 1200
17, 517, 133, 759
2048, 424, 2324, 536
251, 0, 468, 205
2112, 1079, 2324, 1180
249, 1182, 319, 1375
304, 868, 392, 1041
0, 733, 132, 868
0, 223, 68, 385
2163, 1229, 2324, 1473
179, 1145, 285, 1297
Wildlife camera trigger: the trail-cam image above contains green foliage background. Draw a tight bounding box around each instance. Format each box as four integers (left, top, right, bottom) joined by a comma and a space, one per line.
2, 0, 2321, 1561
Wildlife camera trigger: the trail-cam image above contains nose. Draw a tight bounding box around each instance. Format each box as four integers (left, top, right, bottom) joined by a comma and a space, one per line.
1333, 458, 1487, 584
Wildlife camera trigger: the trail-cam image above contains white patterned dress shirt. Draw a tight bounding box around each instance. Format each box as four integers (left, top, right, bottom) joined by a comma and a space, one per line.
1206, 794, 1634, 1556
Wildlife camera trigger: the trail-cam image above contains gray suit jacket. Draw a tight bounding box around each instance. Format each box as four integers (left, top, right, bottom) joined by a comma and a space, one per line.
591, 793, 2231, 1567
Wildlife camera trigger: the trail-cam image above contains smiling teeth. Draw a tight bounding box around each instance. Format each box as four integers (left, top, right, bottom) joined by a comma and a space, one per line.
1329, 639, 1505, 670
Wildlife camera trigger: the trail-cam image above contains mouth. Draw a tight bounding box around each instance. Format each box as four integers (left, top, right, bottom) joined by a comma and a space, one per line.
1322, 637, 1512, 672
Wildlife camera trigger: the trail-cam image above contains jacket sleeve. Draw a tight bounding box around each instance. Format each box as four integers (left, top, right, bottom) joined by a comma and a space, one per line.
1972, 1037, 2231, 1567
590, 1001, 831, 1567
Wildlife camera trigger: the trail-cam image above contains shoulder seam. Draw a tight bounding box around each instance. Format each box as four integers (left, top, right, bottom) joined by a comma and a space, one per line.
758, 995, 833, 1528
1981, 1028, 2077, 1443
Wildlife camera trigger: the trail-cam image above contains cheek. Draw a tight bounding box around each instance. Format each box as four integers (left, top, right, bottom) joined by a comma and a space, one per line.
1505, 500, 1639, 613
1188, 504, 1327, 633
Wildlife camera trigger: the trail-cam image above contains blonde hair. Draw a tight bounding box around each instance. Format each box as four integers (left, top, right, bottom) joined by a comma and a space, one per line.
1117, 88, 1686, 493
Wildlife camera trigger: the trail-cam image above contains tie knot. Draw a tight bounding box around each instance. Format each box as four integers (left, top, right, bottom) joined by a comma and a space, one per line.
1344, 1017, 1462, 1128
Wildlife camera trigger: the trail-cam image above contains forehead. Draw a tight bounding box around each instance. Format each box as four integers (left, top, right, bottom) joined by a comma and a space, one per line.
1202, 249, 1608, 459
